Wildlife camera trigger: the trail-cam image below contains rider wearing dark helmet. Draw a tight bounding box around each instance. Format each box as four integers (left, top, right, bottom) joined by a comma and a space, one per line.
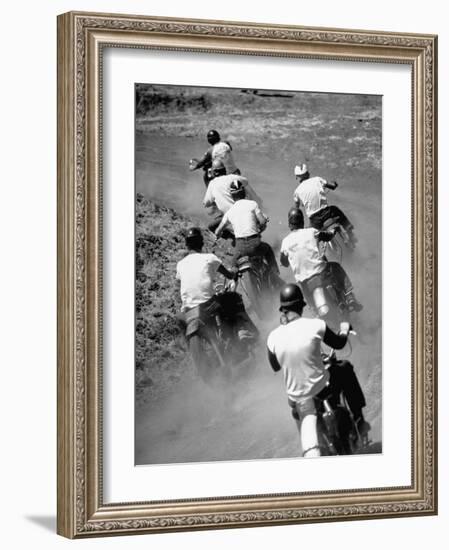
189, 129, 240, 186
267, 283, 370, 457
203, 160, 263, 239
206, 129, 220, 145
176, 227, 237, 313
280, 207, 362, 314
214, 181, 280, 281
176, 227, 258, 352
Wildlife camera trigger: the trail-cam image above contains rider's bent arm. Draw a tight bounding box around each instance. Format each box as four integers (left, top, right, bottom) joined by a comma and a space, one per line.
293, 191, 302, 207
323, 325, 349, 350
215, 214, 228, 238
194, 149, 212, 170
324, 180, 338, 191
217, 264, 237, 280
254, 206, 268, 230
203, 185, 214, 207
267, 348, 282, 372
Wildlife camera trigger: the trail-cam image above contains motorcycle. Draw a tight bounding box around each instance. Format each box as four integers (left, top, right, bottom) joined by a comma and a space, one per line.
301, 263, 355, 331
319, 216, 357, 262
314, 351, 370, 456
185, 288, 258, 384
236, 254, 281, 320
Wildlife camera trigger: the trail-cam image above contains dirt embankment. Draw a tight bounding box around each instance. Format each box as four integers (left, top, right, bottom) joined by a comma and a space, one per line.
135, 193, 233, 403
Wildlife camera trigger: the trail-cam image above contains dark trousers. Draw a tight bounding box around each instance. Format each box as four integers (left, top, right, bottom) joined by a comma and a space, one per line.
309, 205, 353, 232
289, 360, 366, 421
302, 262, 353, 304
232, 234, 279, 274
318, 360, 366, 419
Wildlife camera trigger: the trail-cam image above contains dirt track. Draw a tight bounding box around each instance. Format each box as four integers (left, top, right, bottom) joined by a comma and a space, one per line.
134, 87, 382, 464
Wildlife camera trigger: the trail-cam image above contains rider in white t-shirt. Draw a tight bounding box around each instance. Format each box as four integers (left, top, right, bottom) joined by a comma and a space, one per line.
189, 129, 240, 186
203, 160, 263, 240
214, 181, 280, 279
280, 207, 362, 313
176, 227, 236, 312
293, 163, 355, 240
267, 283, 370, 457
203, 164, 263, 215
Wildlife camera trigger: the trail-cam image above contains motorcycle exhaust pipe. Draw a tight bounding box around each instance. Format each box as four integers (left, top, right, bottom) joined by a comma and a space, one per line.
313, 286, 329, 317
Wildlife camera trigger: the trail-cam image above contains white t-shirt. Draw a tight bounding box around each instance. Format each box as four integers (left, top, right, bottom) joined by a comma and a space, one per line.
221, 199, 264, 238
293, 176, 329, 217
267, 317, 328, 402
203, 174, 249, 214
176, 253, 221, 311
280, 228, 326, 282
211, 141, 238, 174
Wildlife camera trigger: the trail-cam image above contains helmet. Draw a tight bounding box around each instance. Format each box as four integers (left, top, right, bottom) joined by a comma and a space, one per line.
229, 179, 246, 199
279, 283, 306, 311
211, 158, 226, 177
185, 227, 204, 250
207, 129, 220, 144
294, 163, 308, 177
287, 207, 304, 229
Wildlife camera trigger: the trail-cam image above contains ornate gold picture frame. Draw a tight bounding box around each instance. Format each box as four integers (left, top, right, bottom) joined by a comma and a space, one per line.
57, 11, 437, 538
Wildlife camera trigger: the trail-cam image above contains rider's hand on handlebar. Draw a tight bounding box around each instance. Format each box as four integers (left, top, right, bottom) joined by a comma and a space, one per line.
227, 279, 237, 292
189, 158, 198, 171
339, 321, 352, 336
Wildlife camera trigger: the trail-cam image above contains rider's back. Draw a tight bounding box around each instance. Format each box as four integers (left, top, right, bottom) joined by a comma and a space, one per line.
176, 252, 221, 311
267, 317, 329, 400
281, 228, 326, 282
211, 141, 237, 174
205, 174, 248, 213
294, 176, 329, 217
222, 199, 261, 238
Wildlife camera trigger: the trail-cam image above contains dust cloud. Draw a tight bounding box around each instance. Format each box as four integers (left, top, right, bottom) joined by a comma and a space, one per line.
135, 87, 382, 464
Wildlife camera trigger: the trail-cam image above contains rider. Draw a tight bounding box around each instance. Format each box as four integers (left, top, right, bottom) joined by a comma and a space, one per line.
267, 283, 370, 457
176, 227, 257, 344
280, 207, 362, 313
203, 159, 263, 236
176, 227, 237, 313
189, 129, 240, 186
293, 163, 356, 241
214, 180, 281, 281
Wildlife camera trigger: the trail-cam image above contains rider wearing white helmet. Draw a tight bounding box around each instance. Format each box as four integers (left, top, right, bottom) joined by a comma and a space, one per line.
293, 163, 355, 239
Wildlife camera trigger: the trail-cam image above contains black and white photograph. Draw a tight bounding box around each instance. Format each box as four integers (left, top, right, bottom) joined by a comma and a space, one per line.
134, 83, 382, 465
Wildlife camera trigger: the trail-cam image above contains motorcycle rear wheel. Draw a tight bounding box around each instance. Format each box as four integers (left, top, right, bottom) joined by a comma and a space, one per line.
240, 269, 266, 320
189, 331, 228, 384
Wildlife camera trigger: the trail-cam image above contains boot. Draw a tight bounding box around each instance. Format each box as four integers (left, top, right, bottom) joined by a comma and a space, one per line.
355, 415, 371, 437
